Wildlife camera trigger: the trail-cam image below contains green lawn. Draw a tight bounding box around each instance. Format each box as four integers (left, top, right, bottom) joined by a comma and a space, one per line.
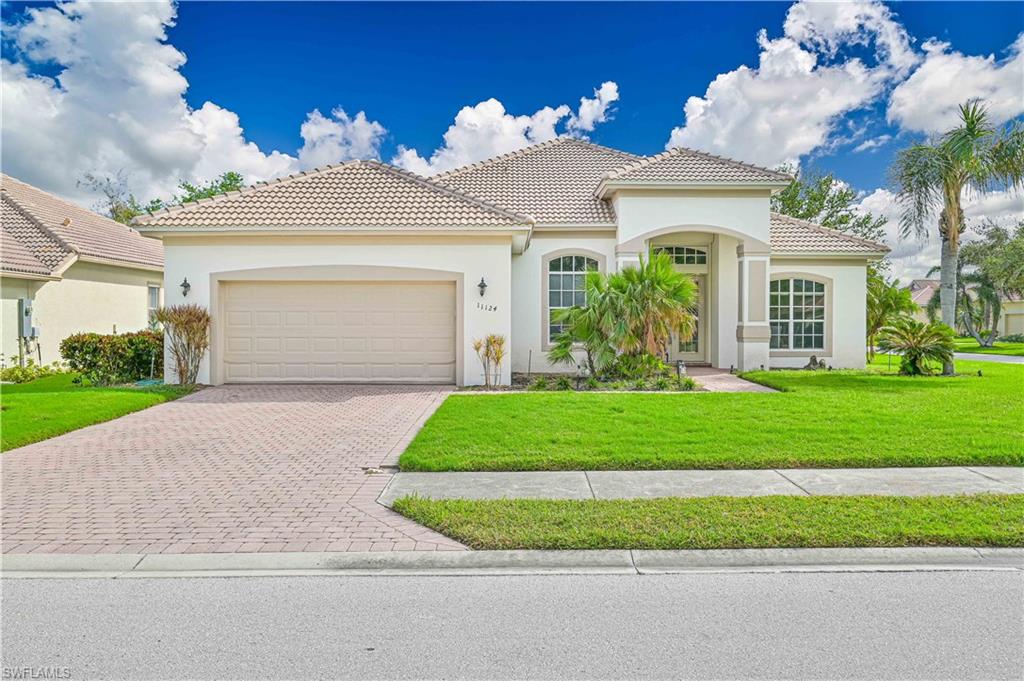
399, 358, 1023, 471
393, 494, 1024, 550
954, 337, 1024, 356
1, 374, 193, 451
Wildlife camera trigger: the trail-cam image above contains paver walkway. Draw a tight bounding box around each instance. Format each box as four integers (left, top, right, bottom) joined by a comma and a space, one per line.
2, 385, 465, 555
688, 367, 776, 393
379, 467, 1024, 505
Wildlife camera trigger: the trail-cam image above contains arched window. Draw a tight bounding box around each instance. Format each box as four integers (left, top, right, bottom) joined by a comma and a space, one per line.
546, 254, 599, 341
770, 278, 825, 350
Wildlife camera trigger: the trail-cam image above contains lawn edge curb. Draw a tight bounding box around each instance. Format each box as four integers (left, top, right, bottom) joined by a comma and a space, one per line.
2, 547, 1021, 579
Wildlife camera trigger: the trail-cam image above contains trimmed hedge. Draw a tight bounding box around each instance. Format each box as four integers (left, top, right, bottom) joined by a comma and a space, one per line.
60, 330, 163, 385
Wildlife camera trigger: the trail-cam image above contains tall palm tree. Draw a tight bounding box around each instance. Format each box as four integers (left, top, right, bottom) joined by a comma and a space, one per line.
890, 100, 1024, 373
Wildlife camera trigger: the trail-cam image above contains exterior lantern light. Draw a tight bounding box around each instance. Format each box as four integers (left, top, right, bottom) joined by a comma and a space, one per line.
676, 359, 685, 381
180, 277, 191, 297
477, 277, 488, 297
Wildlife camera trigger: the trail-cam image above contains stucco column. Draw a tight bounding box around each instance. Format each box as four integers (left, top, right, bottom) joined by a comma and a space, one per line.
615, 249, 642, 273
735, 242, 771, 371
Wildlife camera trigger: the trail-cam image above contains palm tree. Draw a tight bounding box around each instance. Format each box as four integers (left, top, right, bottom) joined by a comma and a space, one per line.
608, 252, 697, 357
924, 261, 1003, 345
547, 252, 697, 375
877, 318, 956, 376
866, 272, 916, 361
890, 100, 1024, 374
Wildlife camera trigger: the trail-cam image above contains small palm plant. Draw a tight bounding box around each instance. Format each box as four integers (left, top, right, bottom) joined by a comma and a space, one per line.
547, 271, 618, 376
609, 253, 697, 356
877, 318, 956, 376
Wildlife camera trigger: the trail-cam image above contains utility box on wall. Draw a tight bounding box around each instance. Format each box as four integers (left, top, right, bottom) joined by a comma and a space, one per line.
17, 298, 37, 338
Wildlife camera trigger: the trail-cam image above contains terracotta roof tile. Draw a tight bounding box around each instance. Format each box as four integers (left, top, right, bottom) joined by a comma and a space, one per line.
433, 138, 640, 224
136, 161, 532, 229
769, 213, 889, 255
1, 174, 162, 272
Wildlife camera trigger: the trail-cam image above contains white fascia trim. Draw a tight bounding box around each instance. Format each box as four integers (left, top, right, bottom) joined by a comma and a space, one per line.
770, 251, 888, 260
532, 222, 618, 231
134, 225, 532, 237
596, 179, 791, 199
76, 254, 163, 273
0, 270, 61, 281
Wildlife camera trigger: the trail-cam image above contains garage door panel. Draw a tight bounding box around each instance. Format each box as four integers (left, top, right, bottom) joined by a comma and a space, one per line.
222, 281, 456, 383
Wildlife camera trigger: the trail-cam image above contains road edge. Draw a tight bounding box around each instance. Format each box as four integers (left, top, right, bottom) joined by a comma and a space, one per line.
2, 547, 1022, 578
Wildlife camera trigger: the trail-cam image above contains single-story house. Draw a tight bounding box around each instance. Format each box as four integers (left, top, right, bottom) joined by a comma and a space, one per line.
135, 138, 888, 386
1, 174, 164, 366
1000, 295, 1024, 336
906, 278, 940, 323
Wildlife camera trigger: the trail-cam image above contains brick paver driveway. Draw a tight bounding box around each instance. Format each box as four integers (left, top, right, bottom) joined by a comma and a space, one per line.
2, 385, 464, 554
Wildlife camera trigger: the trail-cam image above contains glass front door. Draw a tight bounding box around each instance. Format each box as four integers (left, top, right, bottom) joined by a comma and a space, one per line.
669, 275, 706, 364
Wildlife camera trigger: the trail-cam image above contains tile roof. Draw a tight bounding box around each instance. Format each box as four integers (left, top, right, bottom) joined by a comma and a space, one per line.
1, 194, 72, 276
433, 137, 640, 224
602, 146, 793, 185
1, 174, 162, 274
135, 161, 532, 229
906, 279, 940, 306
769, 213, 890, 255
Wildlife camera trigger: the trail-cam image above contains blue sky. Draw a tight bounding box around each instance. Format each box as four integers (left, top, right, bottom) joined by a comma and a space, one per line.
161, 1, 1023, 190
2, 1, 1022, 279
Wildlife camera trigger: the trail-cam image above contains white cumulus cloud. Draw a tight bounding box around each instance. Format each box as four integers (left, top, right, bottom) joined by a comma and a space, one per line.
857, 187, 1024, 283
0, 0, 386, 205
667, 0, 917, 169
887, 33, 1024, 134
393, 81, 620, 176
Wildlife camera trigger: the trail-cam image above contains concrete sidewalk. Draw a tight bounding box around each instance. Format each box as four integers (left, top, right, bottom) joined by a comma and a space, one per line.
379, 466, 1024, 505
955, 352, 1024, 364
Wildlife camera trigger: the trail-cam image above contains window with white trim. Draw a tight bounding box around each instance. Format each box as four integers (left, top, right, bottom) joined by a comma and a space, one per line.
547, 255, 598, 341
770, 278, 825, 350
653, 246, 707, 265
147, 285, 161, 328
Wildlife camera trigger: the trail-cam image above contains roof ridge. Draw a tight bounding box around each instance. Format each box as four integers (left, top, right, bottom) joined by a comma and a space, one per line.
0, 184, 80, 257
770, 211, 890, 252
359, 161, 534, 225
432, 136, 639, 181
602, 146, 793, 182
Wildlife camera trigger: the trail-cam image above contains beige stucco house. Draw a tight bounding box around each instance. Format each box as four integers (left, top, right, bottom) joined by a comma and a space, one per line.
135, 138, 888, 386
1, 174, 164, 366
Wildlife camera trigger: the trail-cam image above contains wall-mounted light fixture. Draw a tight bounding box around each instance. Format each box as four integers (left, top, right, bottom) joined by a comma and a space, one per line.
477, 277, 488, 297
180, 277, 191, 297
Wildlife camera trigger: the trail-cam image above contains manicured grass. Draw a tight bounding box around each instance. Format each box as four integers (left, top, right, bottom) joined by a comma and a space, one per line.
1, 374, 193, 451
393, 494, 1024, 550
399, 358, 1023, 471
954, 337, 1024, 356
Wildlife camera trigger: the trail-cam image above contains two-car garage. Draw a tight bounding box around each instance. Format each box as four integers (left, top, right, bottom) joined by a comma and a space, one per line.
220, 281, 457, 383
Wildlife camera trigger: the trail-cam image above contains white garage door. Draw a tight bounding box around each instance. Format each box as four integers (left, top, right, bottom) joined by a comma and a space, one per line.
221, 281, 456, 383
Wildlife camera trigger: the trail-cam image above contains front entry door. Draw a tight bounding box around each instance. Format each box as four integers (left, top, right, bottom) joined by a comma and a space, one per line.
669, 275, 706, 365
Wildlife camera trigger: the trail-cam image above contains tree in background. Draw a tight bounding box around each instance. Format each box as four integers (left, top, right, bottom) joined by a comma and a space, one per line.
772, 166, 887, 244
81, 171, 246, 225
866, 272, 916, 360
961, 220, 1024, 300
890, 101, 1024, 374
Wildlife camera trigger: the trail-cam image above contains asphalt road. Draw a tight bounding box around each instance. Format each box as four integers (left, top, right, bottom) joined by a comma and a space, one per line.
2, 571, 1022, 680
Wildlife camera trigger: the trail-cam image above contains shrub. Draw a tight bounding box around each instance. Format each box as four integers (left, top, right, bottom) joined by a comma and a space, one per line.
1000, 333, 1024, 343
554, 376, 573, 391
585, 376, 600, 391
877, 319, 956, 376
677, 375, 698, 391
654, 376, 671, 391
60, 331, 162, 385
609, 352, 671, 380
472, 334, 507, 388
0, 358, 67, 384
153, 305, 211, 385
528, 376, 549, 391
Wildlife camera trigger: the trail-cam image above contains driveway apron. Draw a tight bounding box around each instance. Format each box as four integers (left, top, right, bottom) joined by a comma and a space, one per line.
1, 385, 464, 554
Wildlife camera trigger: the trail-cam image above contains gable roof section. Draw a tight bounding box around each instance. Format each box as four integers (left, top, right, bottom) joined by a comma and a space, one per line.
2, 174, 163, 274
769, 213, 890, 255
599, 146, 793, 189
135, 161, 532, 230
433, 137, 640, 225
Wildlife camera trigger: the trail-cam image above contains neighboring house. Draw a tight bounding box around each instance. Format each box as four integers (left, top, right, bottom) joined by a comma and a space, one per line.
135, 138, 888, 386
1000, 295, 1024, 336
1, 174, 164, 366
906, 279, 940, 323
